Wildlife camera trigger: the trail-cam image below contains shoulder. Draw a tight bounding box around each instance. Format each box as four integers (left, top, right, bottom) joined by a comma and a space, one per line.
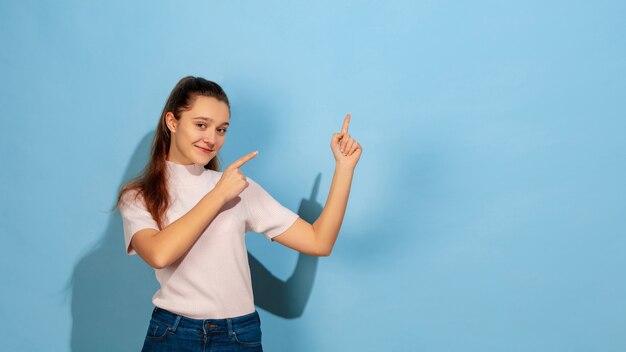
239, 176, 270, 201
119, 188, 146, 209
243, 176, 261, 192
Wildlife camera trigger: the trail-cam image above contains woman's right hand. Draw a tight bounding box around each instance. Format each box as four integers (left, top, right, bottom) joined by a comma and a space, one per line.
212, 151, 259, 203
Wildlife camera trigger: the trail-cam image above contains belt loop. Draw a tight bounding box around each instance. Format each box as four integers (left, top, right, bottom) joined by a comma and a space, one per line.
226, 318, 234, 337
170, 314, 182, 333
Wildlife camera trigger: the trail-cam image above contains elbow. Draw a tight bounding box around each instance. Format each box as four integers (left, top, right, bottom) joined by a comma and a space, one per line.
151, 261, 167, 270
313, 245, 333, 257
131, 232, 170, 269
311, 233, 334, 257
317, 250, 332, 257
147, 258, 165, 270
148, 253, 170, 270
134, 248, 167, 269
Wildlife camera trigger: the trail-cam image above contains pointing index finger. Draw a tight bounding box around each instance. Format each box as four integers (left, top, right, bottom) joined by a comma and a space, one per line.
341, 114, 351, 134
230, 151, 258, 169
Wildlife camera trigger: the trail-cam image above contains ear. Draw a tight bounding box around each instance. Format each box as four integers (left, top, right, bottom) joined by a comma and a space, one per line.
165, 112, 177, 133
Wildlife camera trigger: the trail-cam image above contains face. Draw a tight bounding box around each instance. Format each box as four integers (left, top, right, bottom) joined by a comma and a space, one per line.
166, 95, 230, 165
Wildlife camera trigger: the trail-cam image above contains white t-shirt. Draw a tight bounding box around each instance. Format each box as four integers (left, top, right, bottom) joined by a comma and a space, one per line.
119, 160, 299, 319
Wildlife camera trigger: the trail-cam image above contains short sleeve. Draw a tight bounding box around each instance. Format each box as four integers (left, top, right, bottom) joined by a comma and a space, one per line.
118, 190, 159, 255
243, 178, 299, 240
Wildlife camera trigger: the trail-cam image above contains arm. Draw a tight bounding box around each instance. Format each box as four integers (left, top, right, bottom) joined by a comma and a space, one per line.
130, 151, 259, 269
130, 190, 228, 269
311, 163, 355, 254
273, 165, 354, 256
274, 114, 362, 256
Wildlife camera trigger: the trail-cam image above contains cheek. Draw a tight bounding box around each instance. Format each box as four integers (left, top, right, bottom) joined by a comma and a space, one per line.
183, 129, 203, 142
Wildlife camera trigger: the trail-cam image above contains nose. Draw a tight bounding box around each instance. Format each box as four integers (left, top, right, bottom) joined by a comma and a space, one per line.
202, 130, 216, 148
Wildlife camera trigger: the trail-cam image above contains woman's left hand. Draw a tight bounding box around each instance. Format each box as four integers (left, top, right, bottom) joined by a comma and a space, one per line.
331, 114, 362, 169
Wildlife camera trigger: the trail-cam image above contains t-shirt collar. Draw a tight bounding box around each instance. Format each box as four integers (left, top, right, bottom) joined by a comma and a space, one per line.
165, 160, 206, 186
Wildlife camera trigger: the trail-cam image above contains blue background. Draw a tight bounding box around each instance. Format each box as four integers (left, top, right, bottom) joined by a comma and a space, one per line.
1, 1, 625, 351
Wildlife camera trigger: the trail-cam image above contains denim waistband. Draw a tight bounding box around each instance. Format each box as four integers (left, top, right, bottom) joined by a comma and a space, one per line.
151, 306, 260, 335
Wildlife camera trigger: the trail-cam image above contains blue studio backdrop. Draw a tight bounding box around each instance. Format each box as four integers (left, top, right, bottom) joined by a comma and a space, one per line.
1, 1, 625, 351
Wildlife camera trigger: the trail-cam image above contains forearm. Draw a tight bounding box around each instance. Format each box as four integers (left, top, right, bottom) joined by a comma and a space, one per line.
312, 163, 355, 254
151, 189, 226, 267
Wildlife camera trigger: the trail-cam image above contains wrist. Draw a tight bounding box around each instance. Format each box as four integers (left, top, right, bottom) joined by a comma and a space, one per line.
335, 161, 356, 173
206, 188, 228, 206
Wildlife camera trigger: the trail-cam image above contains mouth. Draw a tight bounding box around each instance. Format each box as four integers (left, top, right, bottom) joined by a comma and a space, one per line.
195, 145, 214, 154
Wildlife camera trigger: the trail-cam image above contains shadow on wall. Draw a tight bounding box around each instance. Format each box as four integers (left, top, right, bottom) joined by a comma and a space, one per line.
66, 131, 320, 351
250, 174, 322, 318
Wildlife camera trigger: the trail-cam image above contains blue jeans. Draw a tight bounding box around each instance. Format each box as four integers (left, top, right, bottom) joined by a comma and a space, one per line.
141, 306, 263, 352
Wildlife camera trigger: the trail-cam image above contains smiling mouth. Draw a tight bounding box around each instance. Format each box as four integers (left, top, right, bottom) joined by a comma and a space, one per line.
195, 146, 214, 153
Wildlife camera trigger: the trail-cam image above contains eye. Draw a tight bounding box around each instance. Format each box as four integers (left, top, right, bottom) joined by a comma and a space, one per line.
196, 123, 207, 129
217, 128, 228, 134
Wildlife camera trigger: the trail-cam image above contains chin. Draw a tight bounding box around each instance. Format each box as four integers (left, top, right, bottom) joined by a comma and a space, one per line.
190, 150, 209, 164
196, 153, 216, 165
193, 156, 211, 165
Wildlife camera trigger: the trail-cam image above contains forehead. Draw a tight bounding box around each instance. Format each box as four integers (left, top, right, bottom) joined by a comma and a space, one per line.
182, 96, 230, 122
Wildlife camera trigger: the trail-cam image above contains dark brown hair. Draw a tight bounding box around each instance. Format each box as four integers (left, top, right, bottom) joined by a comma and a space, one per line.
116, 76, 230, 229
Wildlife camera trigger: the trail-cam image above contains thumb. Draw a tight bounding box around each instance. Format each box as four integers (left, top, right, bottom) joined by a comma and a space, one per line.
332, 132, 344, 144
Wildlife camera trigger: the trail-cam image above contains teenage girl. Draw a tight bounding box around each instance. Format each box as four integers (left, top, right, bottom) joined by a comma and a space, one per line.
117, 76, 361, 351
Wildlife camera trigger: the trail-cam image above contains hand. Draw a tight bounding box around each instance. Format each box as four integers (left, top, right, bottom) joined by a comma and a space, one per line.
213, 151, 258, 203
331, 114, 362, 169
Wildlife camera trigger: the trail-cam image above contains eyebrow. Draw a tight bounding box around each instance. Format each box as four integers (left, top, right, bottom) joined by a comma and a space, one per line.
192, 116, 229, 126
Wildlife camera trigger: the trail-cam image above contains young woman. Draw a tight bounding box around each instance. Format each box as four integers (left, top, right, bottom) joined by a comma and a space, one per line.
117, 76, 361, 351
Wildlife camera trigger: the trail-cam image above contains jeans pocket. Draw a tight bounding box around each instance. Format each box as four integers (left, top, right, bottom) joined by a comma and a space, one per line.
232, 325, 262, 347
145, 318, 171, 340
